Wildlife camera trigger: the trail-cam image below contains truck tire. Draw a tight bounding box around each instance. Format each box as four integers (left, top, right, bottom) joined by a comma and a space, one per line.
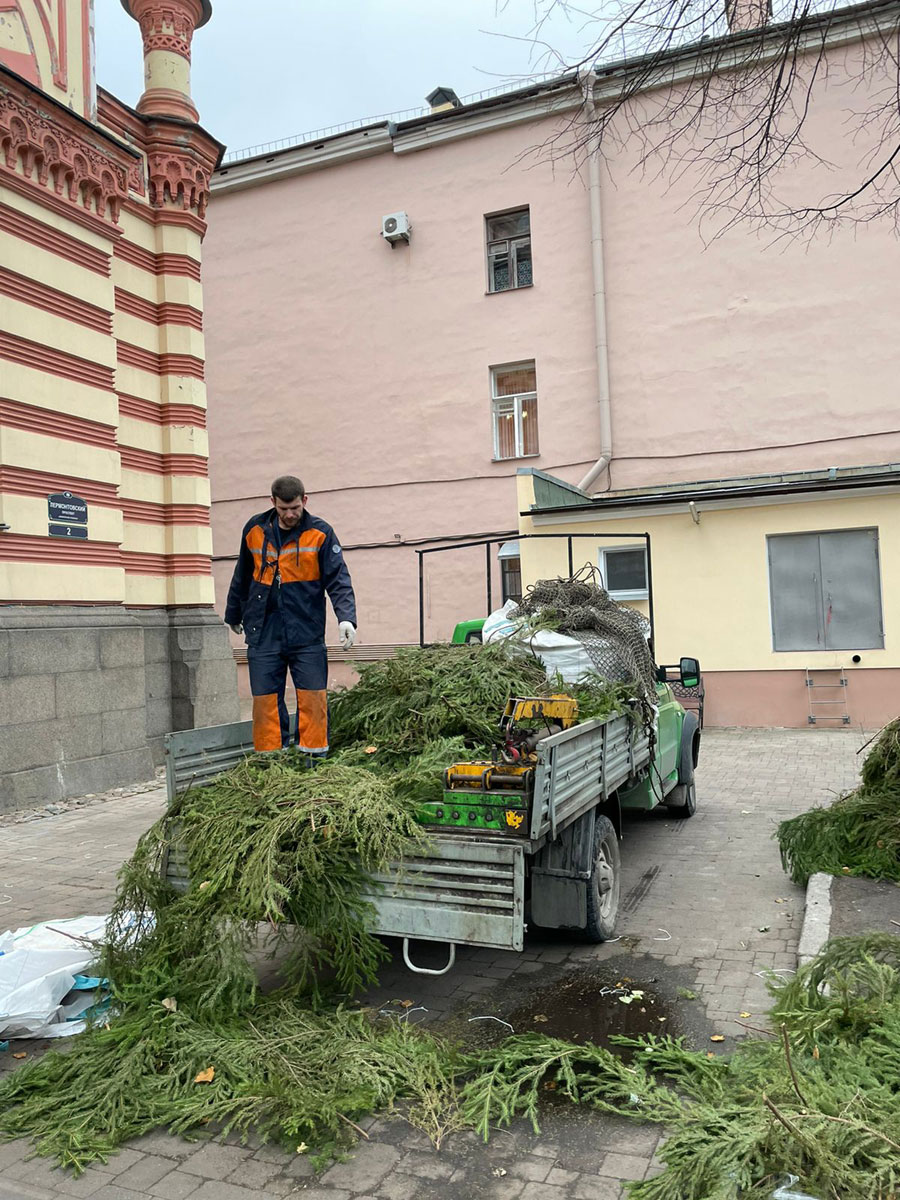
665, 775, 697, 818
664, 713, 699, 818
584, 814, 621, 942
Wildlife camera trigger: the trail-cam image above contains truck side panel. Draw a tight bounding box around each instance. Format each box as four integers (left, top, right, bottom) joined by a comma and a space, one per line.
363, 838, 525, 951
531, 714, 650, 842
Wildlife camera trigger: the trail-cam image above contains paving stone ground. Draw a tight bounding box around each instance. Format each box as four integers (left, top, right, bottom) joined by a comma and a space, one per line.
0, 728, 866, 1199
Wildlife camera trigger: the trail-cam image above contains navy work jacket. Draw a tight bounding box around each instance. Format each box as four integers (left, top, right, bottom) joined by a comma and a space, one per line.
224, 509, 356, 648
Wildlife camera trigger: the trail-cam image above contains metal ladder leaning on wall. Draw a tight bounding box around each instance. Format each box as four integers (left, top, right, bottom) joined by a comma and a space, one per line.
805, 667, 850, 724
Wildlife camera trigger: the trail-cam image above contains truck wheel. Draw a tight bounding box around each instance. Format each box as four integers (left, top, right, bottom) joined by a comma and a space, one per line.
665, 777, 697, 818
584, 815, 621, 942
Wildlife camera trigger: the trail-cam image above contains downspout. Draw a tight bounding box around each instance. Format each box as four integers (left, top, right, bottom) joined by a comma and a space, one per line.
576, 64, 613, 495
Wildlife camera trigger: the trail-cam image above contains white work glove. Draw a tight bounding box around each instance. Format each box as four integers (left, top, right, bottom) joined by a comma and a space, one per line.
339, 621, 356, 650
229, 623, 243, 636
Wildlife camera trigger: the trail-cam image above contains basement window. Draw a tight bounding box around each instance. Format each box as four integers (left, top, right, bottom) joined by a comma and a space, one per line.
491, 362, 538, 460
486, 208, 532, 292
599, 546, 648, 601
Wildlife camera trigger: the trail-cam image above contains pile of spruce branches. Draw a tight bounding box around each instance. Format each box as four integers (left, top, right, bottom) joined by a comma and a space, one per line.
6, 647, 895, 1197
778, 718, 900, 884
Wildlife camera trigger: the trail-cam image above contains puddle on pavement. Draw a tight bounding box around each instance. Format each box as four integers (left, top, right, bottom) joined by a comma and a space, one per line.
505, 969, 680, 1054
450, 959, 691, 1057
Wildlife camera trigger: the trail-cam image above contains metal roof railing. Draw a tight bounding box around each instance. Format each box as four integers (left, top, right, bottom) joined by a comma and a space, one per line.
221, 70, 572, 165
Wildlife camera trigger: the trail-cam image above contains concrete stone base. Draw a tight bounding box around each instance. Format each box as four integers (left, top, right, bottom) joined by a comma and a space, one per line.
0, 605, 239, 812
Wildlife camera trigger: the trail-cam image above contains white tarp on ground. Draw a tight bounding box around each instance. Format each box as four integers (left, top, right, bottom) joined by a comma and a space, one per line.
0, 915, 108, 1039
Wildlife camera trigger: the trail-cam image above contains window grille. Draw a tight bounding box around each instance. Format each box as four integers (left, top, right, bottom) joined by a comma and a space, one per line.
487, 208, 532, 292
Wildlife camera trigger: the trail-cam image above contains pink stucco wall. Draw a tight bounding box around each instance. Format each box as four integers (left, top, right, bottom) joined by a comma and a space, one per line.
204, 113, 600, 648
203, 45, 900, 653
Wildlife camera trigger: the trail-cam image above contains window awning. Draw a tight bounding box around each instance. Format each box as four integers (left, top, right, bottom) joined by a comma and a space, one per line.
498, 540, 520, 560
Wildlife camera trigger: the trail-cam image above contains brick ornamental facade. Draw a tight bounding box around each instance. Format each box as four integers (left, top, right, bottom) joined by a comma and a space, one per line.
0, 1, 238, 809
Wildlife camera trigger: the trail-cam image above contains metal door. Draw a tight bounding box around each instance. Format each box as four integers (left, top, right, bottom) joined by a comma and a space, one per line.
819, 529, 883, 650
768, 533, 823, 651
768, 530, 884, 652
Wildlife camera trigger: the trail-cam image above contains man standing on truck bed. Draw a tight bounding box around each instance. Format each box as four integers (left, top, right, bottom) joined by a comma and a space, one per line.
225, 475, 357, 753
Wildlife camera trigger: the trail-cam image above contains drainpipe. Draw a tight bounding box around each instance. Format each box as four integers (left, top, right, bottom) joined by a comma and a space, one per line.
576, 64, 613, 495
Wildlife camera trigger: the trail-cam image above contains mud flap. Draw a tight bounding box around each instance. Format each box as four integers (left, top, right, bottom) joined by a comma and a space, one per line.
530, 809, 596, 930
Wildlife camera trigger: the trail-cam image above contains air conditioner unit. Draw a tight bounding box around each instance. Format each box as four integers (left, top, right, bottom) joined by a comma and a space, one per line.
381, 211, 411, 244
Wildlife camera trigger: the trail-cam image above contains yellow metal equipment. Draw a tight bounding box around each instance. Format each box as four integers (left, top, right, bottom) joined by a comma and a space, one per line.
420, 694, 580, 836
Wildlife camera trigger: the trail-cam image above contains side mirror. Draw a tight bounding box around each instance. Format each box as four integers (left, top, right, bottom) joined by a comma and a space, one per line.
679, 657, 700, 689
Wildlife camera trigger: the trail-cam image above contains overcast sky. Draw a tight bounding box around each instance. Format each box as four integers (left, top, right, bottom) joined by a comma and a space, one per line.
95, 1, 595, 158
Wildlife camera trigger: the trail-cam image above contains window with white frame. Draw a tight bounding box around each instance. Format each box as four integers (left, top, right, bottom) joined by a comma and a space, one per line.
491, 363, 538, 460
599, 545, 648, 601
768, 528, 884, 651
486, 208, 532, 293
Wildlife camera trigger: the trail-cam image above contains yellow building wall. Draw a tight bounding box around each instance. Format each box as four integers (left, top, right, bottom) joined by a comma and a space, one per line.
517, 474, 899, 674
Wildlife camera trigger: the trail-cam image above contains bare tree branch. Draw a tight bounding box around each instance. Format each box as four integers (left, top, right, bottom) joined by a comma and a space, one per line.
514, 0, 900, 237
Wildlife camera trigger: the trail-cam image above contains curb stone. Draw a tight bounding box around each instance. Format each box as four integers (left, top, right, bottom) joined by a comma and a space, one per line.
797, 872, 833, 965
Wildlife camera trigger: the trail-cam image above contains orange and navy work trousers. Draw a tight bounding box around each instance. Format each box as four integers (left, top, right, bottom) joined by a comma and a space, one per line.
247, 634, 329, 754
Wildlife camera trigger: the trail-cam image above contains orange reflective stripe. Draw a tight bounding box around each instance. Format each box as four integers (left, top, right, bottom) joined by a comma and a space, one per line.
252, 693, 283, 751
296, 689, 328, 752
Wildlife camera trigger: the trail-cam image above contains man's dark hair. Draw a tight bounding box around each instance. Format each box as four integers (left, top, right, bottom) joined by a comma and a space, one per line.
271, 475, 305, 502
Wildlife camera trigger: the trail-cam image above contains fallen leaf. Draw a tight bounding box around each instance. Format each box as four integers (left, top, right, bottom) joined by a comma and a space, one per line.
194, 1066, 215, 1083
739, 1012, 752, 1019
630, 990, 645, 1000
658, 1016, 667, 1021
618, 995, 635, 1005
841, 866, 851, 873
543, 1080, 557, 1090
492, 1168, 507, 1178
812, 1046, 820, 1060
296, 1143, 308, 1154
198, 880, 210, 891
774, 898, 785, 904
710, 1035, 725, 1043
707, 1051, 717, 1059
676, 988, 697, 1000
12, 1052, 26, 1059
533, 1013, 549, 1022
161, 997, 177, 1013
364, 746, 378, 755
398, 1000, 415, 1009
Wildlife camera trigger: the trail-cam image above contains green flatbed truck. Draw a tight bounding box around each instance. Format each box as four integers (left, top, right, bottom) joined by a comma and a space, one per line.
163, 658, 700, 974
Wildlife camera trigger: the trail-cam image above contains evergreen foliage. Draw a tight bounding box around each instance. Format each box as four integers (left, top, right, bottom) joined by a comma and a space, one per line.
328, 642, 549, 756
778, 718, 900, 884
3, 647, 893, 1196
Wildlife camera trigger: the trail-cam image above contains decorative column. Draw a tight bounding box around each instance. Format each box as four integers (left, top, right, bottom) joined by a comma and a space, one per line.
115, 0, 238, 743
120, 0, 212, 123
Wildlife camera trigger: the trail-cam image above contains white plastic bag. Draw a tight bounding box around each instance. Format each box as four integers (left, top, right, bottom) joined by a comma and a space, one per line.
482, 602, 596, 683
526, 629, 596, 683
0, 915, 107, 1039
481, 599, 520, 644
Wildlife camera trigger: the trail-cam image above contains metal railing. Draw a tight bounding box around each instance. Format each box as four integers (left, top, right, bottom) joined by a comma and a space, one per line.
222, 70, 572, 164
